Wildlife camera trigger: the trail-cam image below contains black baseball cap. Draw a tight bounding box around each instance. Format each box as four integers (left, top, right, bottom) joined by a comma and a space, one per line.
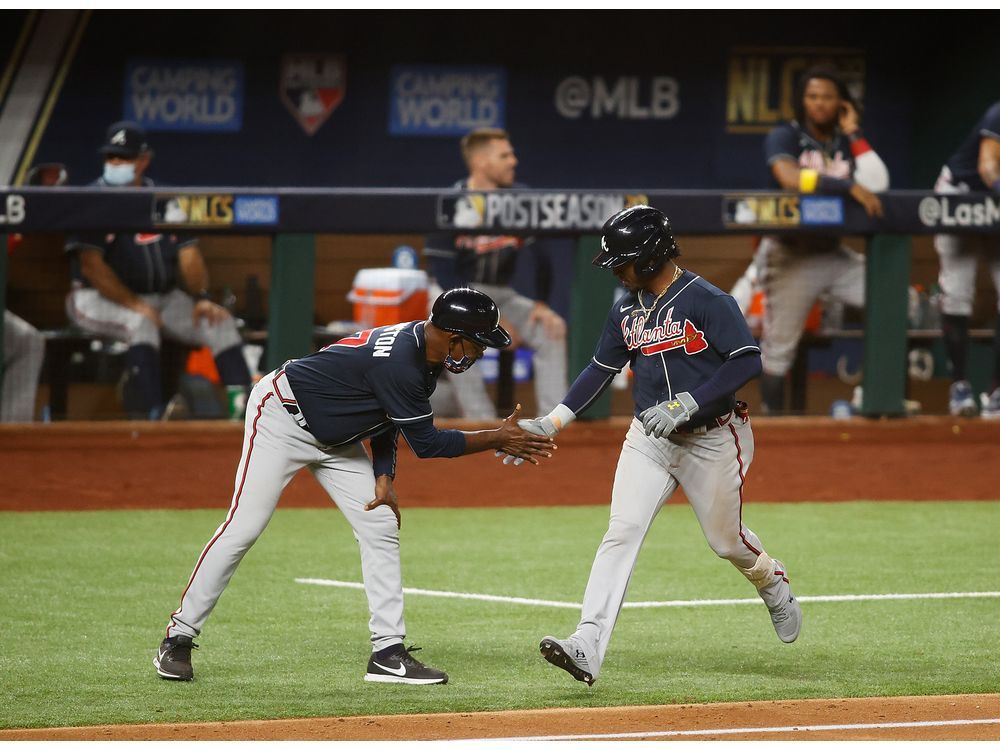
99, 121, 150, 159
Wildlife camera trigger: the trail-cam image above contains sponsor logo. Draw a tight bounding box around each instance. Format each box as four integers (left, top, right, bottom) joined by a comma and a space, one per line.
124, 59, 244, 132
153, 194, 234, 226
621, 307, 708, 356
280, 54, 346, 136
555, 76, 679, 120
372, 660, 406, 676
389, 65, 506, 136
437, 192, 648, 231
233, 196, 279, 225
800, 196, 844, 226
0, 194, 25, 225
725, 47, 865, 133
918, 196, 1000, 227
723, 193, 800, 228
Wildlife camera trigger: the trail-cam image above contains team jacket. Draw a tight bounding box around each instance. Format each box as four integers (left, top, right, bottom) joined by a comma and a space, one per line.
581, 272, 760, 429
64, 177, 197, 294
939, 100, 1000, 192
284, 321, 466, 477
423, 179, 536, 289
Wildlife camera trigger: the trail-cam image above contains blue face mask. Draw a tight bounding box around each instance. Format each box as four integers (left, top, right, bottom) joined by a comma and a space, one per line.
443, 337, 477, 374
103, 162, 136, 186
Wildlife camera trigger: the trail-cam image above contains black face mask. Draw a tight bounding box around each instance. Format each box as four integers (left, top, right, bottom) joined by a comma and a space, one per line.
443, 337, 477, 374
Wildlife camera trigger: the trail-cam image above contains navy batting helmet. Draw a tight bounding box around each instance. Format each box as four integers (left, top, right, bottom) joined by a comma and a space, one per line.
592, 205, 680, 277
430, 288, 511, 349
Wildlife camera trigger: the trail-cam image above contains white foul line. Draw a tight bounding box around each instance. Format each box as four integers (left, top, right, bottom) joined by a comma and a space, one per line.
294, 579, 1000, 610
478, 717, 1000, 741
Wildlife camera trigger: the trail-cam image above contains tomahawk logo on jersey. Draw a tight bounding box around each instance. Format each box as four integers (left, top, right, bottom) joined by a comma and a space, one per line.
590, 271, 760, 426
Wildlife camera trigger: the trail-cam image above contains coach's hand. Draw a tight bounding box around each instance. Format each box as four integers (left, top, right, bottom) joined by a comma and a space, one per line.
495, 404, 555, 465
640, 392, 699, 439
193, 299, 231, 326
365, 474, 401, 529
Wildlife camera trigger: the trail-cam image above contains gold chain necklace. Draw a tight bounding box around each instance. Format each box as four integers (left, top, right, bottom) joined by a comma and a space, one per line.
637, 265, 683, 324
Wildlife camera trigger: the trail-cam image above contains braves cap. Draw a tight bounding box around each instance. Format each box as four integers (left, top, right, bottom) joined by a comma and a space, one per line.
99, 121, 149, 159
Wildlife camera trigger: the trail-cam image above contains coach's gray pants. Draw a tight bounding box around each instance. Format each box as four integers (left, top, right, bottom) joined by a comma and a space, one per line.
166, 370, 405, 651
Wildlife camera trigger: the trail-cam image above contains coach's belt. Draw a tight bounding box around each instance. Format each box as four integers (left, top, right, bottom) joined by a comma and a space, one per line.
271, 369, 310, 431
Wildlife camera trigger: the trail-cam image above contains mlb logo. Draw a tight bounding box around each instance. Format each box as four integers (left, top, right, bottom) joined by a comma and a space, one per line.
280, 55, 346, 136
436, 193, 486, 229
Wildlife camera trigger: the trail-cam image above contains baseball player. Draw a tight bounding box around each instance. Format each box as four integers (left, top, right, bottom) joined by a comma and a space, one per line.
933, 100, 1000, 418
155, 288, 555, 684
64, 121, 250, 419
507, 206, 801, 686
424, 128, 568, 419
756, 67, 889, 414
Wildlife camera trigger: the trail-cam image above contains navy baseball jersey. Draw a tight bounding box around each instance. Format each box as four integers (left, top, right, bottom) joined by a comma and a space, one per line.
590, 272, 759, 428
764, 122, 855, 187
284, 321, 465, 471
942, 100, 1000, 191
424, 180, 533, 289
65, 177, 196, 293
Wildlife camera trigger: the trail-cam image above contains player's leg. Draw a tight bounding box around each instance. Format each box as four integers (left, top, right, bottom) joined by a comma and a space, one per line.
498, 289, 568, 416
935, 233, 980, 415
2, 311, 45, 422
758, 239, 828, 414
66, 287, 164, 418
163, 379, 315, 649
981, 241, 1000, 417
158, 289, 251, 395
543, 420, 676, 683
827, 243, 866, 309
675, 417, 800, 643
310, 447, 448, 684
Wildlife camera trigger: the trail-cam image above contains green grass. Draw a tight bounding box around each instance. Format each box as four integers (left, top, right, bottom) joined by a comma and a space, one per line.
1, 501, 998, 728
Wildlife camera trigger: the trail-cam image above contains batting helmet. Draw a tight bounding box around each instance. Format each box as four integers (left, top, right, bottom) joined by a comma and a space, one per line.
430, 288, 511, 349
592, 205, 680, 277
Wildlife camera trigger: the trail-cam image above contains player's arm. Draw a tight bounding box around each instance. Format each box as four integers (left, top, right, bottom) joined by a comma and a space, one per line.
839, 101, 890, 192
365, 428, 401, 527
75, 246, 161, 326
977, 136, 1000, 192
178, 241, 229, 325
766, 129, 883, 218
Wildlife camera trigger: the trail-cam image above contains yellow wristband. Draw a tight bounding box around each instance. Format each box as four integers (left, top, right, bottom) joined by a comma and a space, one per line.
798, 169, 819, 193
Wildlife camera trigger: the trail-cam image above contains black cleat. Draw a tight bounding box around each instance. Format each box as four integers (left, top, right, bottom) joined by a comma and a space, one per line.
539, 636, 595, 686
154, 635, 197, 681
364, 644, 448, 685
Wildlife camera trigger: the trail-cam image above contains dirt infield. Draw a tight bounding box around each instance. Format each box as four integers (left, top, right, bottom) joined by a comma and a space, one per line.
3, 694, 997, 740
1, 417, 997, 512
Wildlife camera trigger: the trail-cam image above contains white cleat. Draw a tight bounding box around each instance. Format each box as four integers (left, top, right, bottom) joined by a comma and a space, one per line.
539, 635, 596, 686
768, 591, 802, 643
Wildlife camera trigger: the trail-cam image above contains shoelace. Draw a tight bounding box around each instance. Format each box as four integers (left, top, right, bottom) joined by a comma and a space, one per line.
399, 645, 427, 667
168, 639, 199, 658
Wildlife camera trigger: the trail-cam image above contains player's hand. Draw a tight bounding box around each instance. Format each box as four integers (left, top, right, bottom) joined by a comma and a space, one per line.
501, 317, 522, 350
527, 302, 567, 341
494, 404, 555, 465
131, 300, 162, 328
849, 183, 884, 218
639, 392, 699, 439
364, 474, 401, 529
838, 101, 861, 136
193, 299, 231, 326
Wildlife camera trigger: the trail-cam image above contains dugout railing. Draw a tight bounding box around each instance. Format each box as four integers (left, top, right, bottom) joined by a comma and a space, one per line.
1, 187, 998, 418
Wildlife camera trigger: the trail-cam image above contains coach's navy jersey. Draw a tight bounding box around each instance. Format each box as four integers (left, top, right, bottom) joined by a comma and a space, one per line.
424, 180, 533, 289
941, 101, 1000, 192
590, 272, 760, 428
65, 178, 196, 294
283, 321, 465, 458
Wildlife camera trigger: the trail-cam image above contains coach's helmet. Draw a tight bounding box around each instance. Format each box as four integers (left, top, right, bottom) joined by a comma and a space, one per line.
592, 205, 680, 277
431, 288, 511, 372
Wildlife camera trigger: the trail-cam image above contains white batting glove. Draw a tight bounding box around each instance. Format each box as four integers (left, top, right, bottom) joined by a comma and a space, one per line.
497, 404, 575, 467
639, 392, 699, 439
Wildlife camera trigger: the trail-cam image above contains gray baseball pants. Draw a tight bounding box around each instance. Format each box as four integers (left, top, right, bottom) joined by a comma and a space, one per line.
569, 415, 790, 680
166, 369, 405, 651
2, 310, 44, 422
